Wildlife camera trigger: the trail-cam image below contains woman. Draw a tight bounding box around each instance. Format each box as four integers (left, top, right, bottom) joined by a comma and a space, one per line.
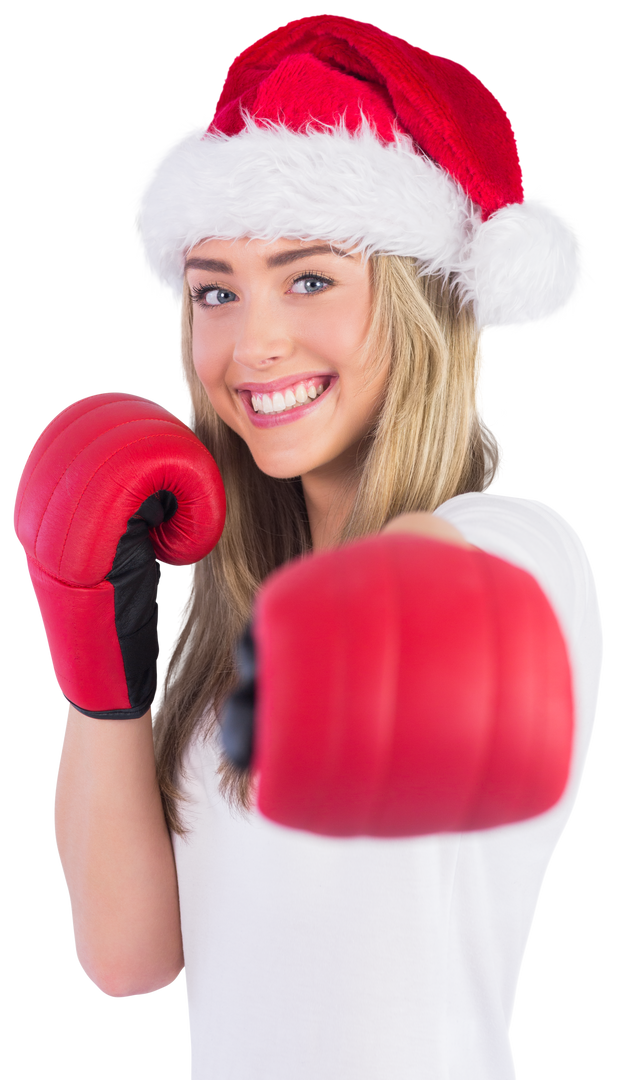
158, 232, 507, 829
15, 15, 602, 1080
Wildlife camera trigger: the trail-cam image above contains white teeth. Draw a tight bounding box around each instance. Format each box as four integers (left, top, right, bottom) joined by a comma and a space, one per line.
250, 379, 329, 414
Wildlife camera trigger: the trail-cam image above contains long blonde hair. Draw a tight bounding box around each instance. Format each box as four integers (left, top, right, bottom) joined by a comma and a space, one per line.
153, 254, 498, 833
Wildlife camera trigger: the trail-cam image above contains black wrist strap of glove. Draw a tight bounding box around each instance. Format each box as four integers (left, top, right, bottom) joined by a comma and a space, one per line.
71, 490, 177, 720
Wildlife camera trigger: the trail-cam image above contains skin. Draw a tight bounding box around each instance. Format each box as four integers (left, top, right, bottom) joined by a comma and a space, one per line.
187, 237, 470, 550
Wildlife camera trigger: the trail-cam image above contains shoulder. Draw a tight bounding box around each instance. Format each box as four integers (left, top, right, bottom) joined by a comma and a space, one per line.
435, 494, 595, 634
434, 492, 587, 573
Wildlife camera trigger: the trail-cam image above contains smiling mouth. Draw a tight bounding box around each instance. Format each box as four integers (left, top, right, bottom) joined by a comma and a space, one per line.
250, 376, 330, 415
237, 375, 337, 425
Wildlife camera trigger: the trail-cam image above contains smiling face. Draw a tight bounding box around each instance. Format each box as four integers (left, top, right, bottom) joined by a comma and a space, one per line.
186, 238, 386, 485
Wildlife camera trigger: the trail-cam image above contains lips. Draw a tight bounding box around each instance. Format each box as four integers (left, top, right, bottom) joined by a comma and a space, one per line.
235, 371, 336, 395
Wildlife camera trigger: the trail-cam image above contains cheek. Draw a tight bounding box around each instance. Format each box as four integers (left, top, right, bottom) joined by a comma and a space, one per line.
331, 290, 372, 365
191, 319, 228, 395
289, 279, 372, 360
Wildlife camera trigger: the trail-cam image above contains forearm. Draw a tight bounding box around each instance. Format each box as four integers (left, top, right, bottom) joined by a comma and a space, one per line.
55, 706, 183, 996
382, 511, 471, 547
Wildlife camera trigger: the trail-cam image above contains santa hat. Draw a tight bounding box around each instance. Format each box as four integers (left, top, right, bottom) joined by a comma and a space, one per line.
140, 15, 577, 327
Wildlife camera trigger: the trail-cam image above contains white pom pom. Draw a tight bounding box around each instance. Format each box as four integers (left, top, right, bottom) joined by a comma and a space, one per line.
456, 201, 579, 326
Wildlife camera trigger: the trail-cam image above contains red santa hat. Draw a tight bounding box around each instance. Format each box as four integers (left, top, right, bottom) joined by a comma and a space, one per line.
140, 15, 577, 327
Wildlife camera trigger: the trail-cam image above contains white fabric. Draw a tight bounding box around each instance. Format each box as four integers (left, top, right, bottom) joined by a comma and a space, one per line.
139, 121, 578, 326
173, 493, 601, 1080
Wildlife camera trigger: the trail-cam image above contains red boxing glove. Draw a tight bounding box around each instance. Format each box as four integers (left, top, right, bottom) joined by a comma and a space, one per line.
236, 534, 573, 836
15, 393, 225, 718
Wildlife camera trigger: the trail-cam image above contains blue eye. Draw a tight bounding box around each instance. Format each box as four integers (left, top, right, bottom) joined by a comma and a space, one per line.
205, 287, 237, 306
189, 283, 238, 307
289, 275, 333, 295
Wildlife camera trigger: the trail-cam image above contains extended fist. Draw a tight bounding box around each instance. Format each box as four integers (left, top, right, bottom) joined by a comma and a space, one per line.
223, 534, 573, 837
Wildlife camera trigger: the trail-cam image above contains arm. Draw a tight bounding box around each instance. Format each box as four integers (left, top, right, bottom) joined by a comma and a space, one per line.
15, 394, 226, 994
56, 707, 183, 997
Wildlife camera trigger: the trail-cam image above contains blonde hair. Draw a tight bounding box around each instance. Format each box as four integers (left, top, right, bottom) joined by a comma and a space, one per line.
153, 255, 498, 833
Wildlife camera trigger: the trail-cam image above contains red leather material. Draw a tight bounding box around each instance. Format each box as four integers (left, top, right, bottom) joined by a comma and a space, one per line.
15, 393, 225, 584
15, 393, 226, 714
253, 534, 574, 837
28, 557, 131, 712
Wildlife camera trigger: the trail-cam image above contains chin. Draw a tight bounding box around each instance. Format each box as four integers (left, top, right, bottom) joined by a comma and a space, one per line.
253, 459, 304, 481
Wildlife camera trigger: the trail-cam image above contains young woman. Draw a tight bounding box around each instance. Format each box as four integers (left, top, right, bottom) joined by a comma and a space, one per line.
15, 15, 602, 1080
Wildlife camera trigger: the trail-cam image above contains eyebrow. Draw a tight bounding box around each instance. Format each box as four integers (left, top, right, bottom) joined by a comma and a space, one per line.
184, 244, 353, 275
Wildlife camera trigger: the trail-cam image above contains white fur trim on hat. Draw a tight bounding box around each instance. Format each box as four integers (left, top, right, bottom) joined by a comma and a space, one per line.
139, 120, 577, 326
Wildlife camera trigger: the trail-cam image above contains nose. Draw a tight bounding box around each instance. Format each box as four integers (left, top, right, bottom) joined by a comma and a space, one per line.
232, 296, 294, 371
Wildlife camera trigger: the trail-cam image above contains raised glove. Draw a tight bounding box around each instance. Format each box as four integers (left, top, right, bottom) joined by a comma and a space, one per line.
15, 393, 225, 718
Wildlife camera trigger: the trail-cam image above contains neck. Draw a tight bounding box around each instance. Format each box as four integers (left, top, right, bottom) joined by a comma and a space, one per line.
302, 453, 358, 552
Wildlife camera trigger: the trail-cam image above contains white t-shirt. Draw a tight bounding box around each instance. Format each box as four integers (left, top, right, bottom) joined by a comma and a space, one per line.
173, 493, 602, 1080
